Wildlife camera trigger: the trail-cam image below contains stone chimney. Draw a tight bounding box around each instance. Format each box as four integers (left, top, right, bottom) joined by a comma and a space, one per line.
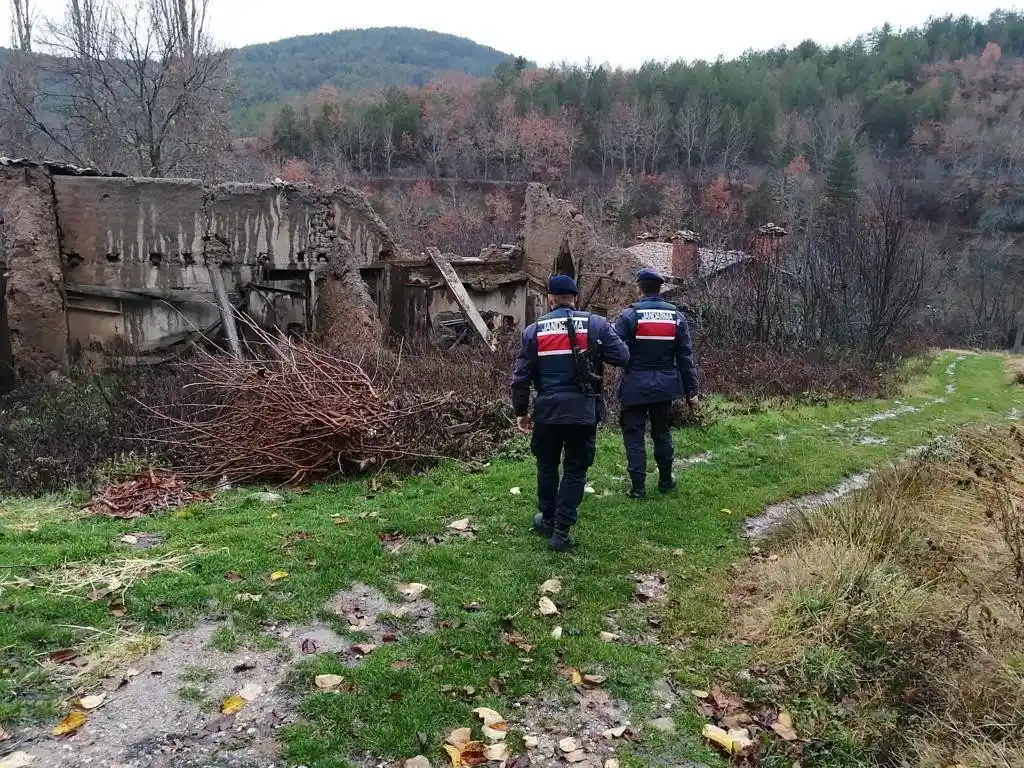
671, 230, 701, 281
752, 223, 787, 264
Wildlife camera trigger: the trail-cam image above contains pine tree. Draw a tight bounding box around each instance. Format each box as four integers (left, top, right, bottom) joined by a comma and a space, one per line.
825, 139, 859, 212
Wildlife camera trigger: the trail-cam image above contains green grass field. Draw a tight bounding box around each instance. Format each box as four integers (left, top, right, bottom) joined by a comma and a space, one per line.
1, 352, 1021, 767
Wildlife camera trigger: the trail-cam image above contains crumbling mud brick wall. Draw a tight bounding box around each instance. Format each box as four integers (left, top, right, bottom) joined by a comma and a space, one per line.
520, 183, 643, 321
0, 164, 68, 377
52, 175, 389, 362
0, 160, 395, 376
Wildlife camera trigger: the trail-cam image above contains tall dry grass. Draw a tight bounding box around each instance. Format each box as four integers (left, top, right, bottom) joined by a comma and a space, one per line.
735, 425, 1024, 767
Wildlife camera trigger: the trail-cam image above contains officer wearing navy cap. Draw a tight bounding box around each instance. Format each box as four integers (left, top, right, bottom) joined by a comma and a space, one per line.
511, 274, 630, 551
613, 268, 699, 499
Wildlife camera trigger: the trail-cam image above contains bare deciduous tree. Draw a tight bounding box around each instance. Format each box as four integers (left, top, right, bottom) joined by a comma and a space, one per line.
10, 0, 33, 51
4, 0, 231, 177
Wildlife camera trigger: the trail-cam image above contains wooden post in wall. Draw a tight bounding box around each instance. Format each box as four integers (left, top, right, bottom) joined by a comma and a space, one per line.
206, 261, 243, 360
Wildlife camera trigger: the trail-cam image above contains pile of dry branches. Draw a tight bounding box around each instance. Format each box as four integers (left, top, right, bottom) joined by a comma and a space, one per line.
141, 323, 512, 484
85, 469, 210, 518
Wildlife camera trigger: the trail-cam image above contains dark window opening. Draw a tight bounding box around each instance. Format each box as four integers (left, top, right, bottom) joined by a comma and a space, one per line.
553, 238, 576, 280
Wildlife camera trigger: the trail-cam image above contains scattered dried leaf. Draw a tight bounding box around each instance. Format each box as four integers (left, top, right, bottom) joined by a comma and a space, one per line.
460, 743, 488, 767
539, 578, 562, 595
772, 711, 798, 741
78, 693, 106, 710
224, 571, 244, 581
488, 677, 503, 694
238, 683, 263, 702
503, 632, 535, 653
269, 570, 289, 582
509, 487, 521, 495
49, 649, 80, 665
599, 631, 619, 643
537, 597, 559, 616
314, 674, 344, 690
602, 725, 628, 739
473, 706, 505, 726
353, 643, 377, 655
583, 674, 606, 686
448, 518, 473, 532
0, 724, 9, 742
484, 743, 508, 761
550, 626, 562, 639
0, 752, 33, 768
447, 728, 473, 747
392, 660, 414, 671
405, 757, 431, 768
398, 582, 429, 600
235, 592, 262, 602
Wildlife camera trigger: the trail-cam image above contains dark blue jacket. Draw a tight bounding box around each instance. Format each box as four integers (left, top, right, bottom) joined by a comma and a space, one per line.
614, 296, 699, 406
511, 305, 630, 425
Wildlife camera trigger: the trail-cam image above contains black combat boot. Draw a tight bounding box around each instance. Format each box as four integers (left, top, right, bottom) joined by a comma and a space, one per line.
658, 473, 677, 494
628, 473, 647, 500
533, 513, 554, 536
551, 525, 575, 552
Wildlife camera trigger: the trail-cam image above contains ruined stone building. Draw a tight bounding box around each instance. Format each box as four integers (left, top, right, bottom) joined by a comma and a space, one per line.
0, 158, 788, 383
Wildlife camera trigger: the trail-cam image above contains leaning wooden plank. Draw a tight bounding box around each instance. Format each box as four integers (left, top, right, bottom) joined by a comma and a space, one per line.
206, 262, 243, 360
427, 247, 494, 351
65, 283, 238, 305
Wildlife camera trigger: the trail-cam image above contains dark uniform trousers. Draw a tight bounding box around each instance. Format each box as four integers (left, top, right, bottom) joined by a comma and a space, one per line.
620, 402, 674, 481
532, 423, 598, 529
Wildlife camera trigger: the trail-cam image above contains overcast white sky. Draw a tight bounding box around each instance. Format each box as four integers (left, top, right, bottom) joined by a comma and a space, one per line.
2, 0, 1015, 68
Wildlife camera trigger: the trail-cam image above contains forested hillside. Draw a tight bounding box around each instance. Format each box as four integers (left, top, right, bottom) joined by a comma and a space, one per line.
231, 27, 524, 132
256, 11, 1023, 354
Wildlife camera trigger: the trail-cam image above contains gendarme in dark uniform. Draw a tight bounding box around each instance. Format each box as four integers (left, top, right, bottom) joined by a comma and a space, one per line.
511, 275, 630, 551
613, 268, 699, 499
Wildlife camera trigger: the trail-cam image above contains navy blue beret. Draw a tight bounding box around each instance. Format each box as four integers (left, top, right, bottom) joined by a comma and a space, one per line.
636, 268, 665, 284
547, 274, 579, 295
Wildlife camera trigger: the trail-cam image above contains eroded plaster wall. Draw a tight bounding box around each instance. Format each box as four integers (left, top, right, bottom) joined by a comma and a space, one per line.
0, 165, 68, 376
48, 175, 389, 358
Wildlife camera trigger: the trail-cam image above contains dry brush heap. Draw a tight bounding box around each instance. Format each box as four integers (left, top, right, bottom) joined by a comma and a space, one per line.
142, 325, 516, 484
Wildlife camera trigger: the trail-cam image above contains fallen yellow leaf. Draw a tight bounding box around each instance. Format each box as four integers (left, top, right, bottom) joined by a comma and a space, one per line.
569, 667, 583, 685
702, 724, 733, 753
538, 597, 559, 616
443, 744, 462, 768
269, 570, 289, 581
53, 710, 87, 736
220, 694, 247, 715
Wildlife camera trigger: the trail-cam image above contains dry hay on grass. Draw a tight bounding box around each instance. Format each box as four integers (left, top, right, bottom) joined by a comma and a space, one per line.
26, 553, 191, 599
733, 425, 1024, 766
